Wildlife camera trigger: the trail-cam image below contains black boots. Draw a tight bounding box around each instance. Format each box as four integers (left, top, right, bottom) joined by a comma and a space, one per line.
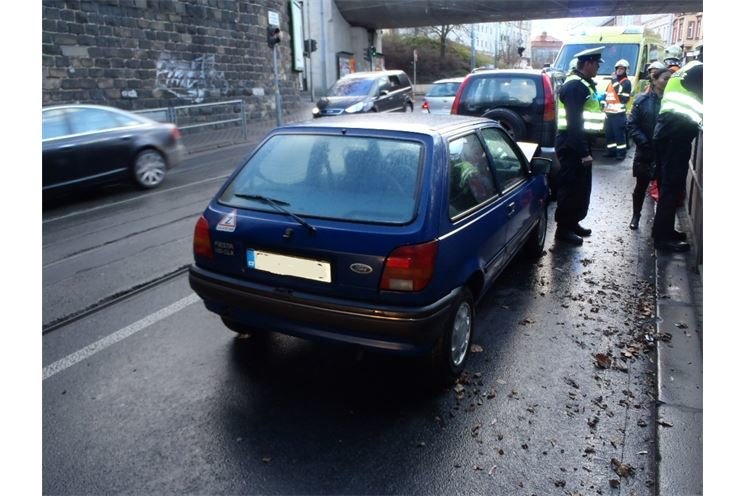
655, 240, 691, 253
555, 226, 583, 245
555, 224, 591, 246
573, 224, 592, 237
629, 214, 640, 230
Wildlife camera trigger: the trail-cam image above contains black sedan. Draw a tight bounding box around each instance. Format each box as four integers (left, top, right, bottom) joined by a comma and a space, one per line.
42, 104, 186, 192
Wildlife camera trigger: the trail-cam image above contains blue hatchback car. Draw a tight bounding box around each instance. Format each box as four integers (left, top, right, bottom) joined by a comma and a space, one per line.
189, 113, 550, 381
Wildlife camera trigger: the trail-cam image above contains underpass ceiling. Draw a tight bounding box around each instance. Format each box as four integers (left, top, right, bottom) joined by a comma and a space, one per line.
335, 0, 704, 30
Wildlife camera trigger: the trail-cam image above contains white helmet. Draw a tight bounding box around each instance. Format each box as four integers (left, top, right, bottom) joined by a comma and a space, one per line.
615, 59, 630, 69
569, 58, 578, 70
664, 45, 683, 61
648, 60, 666, 73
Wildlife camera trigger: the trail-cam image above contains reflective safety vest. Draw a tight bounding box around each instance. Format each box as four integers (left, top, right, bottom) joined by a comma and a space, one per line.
604, 77, 630, 114
557, 75, 605, 132
659, 61, 703, 128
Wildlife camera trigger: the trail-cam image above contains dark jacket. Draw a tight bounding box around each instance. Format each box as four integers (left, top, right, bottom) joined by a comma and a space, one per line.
627, 91, 661, 177
556, 70, 597, 156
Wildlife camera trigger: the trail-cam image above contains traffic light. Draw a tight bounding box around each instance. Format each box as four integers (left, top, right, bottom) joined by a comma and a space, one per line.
303, 40, 318, 57
267, 26, 280, 48
363, 45, 376, 62
304, 39, 317, 55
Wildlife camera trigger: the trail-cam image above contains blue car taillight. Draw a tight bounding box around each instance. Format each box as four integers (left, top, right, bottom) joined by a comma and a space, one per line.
380, 240, 439, 292
193, 215, 213, 259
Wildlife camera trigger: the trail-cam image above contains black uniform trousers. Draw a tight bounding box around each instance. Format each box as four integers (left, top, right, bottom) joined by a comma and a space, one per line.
554, 146, 592, 228
652, 137, 691, 242
631, 147, 656, 217
605, 112, 628, 156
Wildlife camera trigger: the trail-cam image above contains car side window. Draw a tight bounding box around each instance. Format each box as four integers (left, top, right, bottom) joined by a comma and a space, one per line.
448, 133, 498, 217
377, 77, 391, 94
481, 127, 526, 191
388, 75, 402, 90
67, 108, 121, 134
42, 109, 70, 140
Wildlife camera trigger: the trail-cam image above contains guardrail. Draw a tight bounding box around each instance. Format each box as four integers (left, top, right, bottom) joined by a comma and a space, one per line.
134, 100, 247, 153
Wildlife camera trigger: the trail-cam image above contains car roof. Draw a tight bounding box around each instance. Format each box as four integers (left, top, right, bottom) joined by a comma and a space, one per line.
43, 103, 128, 112
340, 70, 407, 79
432, 77, 465, 84
276, 113, 495, 136
467, 69, 544, 77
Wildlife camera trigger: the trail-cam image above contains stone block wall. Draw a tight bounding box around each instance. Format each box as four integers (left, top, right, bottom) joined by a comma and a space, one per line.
42, 0, 305, 125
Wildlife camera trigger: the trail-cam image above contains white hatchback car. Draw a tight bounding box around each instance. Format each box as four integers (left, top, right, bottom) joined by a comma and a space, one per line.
421, 77, 465, 115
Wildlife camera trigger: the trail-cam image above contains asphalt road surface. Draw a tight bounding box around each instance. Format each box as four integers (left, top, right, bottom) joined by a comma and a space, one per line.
43, 146, 662, 495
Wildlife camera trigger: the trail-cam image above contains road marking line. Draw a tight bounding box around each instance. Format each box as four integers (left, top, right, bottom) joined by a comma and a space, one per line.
42, 175, 228, 225
42, 293, 200, 381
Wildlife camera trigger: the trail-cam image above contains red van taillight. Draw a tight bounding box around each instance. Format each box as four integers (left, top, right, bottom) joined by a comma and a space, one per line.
193, 215, 213, 259
541, 73, 556, 122
380, 240, 439, 291
171, 126, 182, 141
450, 76, 469, 115
422, 100, 430, 112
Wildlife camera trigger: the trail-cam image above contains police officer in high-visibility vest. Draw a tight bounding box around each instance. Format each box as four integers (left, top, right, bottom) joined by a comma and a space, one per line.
652, 60, 703, 252
603, 59, 632, 160
554, 46, 606, 246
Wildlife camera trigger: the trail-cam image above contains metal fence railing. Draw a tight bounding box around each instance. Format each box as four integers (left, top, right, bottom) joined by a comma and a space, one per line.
135, 100, 247, 153
686, 130, 703, 268
133, 99, 316, 154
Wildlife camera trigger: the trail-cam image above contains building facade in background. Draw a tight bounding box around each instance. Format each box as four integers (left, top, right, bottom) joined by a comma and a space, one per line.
530, 31, 562, 68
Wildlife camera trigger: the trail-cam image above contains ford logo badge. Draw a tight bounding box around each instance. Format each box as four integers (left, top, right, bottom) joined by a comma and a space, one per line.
350, 263, 373, 275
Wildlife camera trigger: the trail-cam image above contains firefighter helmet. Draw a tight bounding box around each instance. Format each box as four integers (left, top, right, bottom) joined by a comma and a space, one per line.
648, 61, 666, 72
615, 59, 630, 69
664, 45, 683, 61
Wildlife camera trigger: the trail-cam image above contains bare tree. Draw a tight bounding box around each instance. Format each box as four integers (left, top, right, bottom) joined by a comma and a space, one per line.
424, 24, 465, 59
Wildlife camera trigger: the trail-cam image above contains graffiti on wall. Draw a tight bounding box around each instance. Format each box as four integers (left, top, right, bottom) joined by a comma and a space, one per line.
155, 53, 230, 103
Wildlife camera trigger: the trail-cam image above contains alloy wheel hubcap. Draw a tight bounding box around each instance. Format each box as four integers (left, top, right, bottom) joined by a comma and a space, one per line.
450, 301, 472, 367
136, 152, 166, 186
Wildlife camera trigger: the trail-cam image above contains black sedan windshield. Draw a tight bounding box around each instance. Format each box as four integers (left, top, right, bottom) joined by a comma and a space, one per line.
328, 78, 374, 97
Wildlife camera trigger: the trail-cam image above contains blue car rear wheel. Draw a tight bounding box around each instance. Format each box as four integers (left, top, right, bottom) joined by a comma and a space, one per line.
431, 288, 474, 383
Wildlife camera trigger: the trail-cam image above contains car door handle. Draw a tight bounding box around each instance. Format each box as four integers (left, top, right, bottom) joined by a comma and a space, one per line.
507, 202, 517, 216
59, 144, 76, 150
120, 135, 133, 140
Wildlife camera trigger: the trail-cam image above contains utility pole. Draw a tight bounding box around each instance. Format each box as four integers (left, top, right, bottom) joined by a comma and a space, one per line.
470, 24, 476, 70
267, 15, 282, 127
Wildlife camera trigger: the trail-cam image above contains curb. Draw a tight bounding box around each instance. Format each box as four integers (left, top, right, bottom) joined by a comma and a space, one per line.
655, 210, 703, 495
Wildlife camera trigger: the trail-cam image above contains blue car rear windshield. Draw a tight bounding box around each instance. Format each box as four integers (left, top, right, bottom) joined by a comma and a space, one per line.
220, 134, 424, 224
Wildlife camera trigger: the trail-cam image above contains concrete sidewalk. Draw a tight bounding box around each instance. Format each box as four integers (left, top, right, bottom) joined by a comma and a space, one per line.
655, 208, 703, 495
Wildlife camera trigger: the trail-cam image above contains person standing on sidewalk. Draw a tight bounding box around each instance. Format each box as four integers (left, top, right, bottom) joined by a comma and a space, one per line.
554, 47, 606, 246
602, 59, 633, 160
627, 68, 672, 229
652, 60, 703, 252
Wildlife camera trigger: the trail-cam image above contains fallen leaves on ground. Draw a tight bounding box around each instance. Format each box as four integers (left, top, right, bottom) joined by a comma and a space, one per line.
611, 458, 636, 477
594, 353, 612, 369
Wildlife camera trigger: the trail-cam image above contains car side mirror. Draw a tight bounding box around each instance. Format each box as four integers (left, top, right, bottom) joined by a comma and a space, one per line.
379, 90, 389, 97
530, 157, 551, 175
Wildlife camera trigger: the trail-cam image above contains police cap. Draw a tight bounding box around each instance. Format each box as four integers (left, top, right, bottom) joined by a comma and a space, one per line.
573, 46, 605, 63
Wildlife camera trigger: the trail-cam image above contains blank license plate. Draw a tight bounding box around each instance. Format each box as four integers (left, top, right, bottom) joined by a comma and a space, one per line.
246, 249, 331, 283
